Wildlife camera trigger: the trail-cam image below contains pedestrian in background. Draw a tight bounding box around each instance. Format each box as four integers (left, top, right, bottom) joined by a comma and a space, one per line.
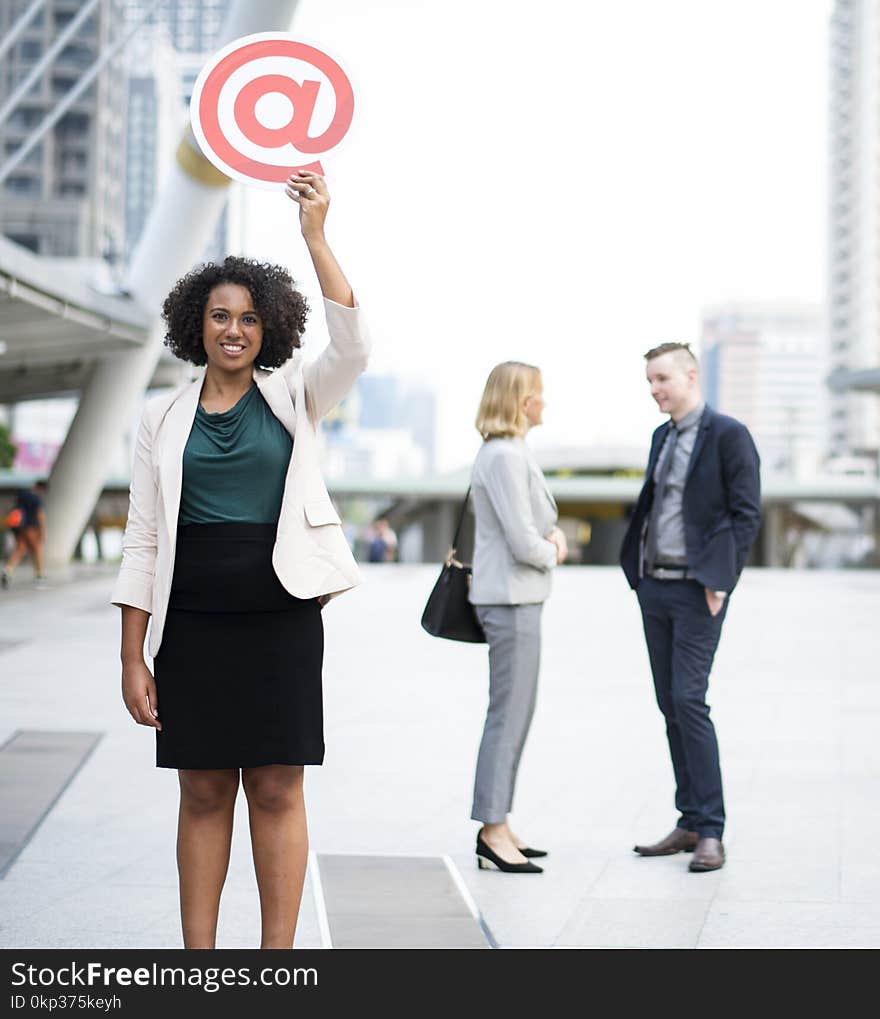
112, 171, 369, 948
2, 479, 48, 588
367, 517, 398, 562
620, 342, 761, 872
468, 361, 567, 874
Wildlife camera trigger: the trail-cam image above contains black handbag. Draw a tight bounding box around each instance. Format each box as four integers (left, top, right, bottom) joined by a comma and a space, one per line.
420, 487, 486, 643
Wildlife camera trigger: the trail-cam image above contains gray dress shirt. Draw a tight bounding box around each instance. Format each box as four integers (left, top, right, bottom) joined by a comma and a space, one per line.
646, 402, 705, 566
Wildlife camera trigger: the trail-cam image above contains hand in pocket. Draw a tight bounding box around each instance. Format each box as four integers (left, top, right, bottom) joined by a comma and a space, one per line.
705, 588, 726, 617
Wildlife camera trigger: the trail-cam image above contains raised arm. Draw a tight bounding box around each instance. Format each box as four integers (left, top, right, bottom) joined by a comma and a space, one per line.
286, 169, 353, 307
285, 170, 370, 423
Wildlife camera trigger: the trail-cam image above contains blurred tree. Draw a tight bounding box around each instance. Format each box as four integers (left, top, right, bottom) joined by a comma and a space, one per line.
0, 423, 16, 469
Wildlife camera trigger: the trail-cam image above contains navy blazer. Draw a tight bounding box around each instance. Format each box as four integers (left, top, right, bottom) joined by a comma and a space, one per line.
619, 405, 762, 593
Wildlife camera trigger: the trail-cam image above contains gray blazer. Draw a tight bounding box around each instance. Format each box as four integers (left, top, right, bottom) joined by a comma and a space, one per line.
468, 436, 559, 605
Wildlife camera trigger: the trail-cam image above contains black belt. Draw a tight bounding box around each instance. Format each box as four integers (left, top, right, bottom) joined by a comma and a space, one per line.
648, 564, 696, 580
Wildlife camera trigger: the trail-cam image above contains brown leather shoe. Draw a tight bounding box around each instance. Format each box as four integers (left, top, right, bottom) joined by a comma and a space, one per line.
633, 828, 699, 856
688, 837, 725, 872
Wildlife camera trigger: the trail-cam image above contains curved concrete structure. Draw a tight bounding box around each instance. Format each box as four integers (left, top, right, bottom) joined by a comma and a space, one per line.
43, 0, 302, 570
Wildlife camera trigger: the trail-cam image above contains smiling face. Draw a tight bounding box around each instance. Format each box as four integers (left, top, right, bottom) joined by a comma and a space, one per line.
646, 351, 700, 421
201, 282, 263, 374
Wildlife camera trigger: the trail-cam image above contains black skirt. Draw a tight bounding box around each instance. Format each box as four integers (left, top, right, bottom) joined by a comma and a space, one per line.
153, 523, 324, 769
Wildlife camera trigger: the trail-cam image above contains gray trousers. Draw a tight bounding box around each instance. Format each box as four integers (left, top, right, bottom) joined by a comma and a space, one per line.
471, 603, 543, 824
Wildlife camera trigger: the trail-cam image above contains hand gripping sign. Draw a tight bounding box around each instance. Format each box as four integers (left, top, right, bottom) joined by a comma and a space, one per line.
190, 33, 354, 189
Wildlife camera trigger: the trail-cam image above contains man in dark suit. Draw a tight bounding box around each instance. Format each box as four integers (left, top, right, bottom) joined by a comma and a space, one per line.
620, 342, 761, 872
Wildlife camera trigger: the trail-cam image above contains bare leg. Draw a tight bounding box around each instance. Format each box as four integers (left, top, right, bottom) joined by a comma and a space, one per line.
4, 532, 29, 573
29, 531, 45, 576
177, 768, 239, 948
242, 765, 308, 949
508, 825, 528, 849
506, 824, 539, 850
478, 821, 528, 864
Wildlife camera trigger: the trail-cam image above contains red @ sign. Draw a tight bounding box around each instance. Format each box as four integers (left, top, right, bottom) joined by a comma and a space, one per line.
190, 33, 355, 189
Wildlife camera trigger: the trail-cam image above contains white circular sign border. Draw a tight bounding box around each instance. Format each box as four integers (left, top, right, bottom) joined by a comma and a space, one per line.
189, 31, 355, 192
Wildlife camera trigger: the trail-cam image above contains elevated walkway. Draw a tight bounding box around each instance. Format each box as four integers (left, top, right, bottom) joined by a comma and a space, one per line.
0, 235, 185, 402
2, 469, 878, 569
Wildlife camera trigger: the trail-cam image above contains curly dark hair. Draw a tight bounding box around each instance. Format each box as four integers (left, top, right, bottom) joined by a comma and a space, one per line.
161, 255, 310, 368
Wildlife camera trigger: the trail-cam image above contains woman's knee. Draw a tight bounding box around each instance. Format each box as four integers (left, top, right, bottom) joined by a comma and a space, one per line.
178, 769, 239, 814
242, 765, 303, 813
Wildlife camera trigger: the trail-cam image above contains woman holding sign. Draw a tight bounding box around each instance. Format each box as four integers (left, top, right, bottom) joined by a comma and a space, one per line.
112, 171, 369, 949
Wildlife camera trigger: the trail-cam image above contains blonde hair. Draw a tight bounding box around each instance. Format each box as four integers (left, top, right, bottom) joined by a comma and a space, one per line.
475, 361, 542, 440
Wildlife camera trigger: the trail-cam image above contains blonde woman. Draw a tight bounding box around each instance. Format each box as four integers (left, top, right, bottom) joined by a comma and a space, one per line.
469, 362, 567, 874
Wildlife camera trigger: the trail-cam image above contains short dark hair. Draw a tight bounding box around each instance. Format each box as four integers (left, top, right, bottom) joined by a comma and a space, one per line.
161, 255, 310, 368
34, 479, 48, 491
643, 341, 698, 365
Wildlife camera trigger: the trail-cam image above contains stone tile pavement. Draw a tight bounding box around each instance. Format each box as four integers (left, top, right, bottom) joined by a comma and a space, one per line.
1, 563, 878, 948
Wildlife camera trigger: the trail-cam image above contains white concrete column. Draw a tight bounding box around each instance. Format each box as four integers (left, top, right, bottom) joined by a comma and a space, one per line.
421, 502, 460, 565
760, 504, 784, 568
44, 0, 301, 570
871, 502, 880, 567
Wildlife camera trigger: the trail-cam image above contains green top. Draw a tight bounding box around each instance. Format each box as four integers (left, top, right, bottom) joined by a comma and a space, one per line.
178, 384, 293, 526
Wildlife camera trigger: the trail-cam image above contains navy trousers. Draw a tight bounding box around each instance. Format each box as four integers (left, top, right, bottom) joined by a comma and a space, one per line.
637, 577, 728, 839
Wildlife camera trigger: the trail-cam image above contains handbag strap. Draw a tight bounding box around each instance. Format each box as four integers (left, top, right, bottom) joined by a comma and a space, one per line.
450, 486, 472, 553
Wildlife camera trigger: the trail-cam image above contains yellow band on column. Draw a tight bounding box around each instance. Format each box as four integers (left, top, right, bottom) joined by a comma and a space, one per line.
175, 138, 231, 188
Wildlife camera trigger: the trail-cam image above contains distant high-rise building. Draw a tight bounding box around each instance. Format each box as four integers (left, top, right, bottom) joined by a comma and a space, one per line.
124, 0, 229, 55
356, 374, 437, 472
161, 0, 229, 53
124, 0, 231, 262
0, 0, 128, 259
400, 386, 437, 473
702, 303, 827, 475
357, 375, 399, 429
315, 374, 438, 479
124, 26, 181, 260
828, 0, 880, 458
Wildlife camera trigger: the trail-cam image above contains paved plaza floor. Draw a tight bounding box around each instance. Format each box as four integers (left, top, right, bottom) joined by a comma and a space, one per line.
1, 563, 879, 949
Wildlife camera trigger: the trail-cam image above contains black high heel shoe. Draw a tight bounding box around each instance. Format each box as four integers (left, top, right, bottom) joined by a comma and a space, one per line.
520, 847, 548, 859
476, 835, 543, 874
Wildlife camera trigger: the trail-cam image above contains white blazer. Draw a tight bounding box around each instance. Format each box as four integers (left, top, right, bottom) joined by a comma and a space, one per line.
111, 298, 370, 658
468, 436, 559, 606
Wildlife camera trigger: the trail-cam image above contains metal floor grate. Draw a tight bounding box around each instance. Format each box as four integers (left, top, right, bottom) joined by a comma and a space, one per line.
0, 730, 102, 878
314, 853, 491, 949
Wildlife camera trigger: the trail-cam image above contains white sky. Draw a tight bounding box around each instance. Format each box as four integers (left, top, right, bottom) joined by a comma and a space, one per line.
239, 0, 833, 471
